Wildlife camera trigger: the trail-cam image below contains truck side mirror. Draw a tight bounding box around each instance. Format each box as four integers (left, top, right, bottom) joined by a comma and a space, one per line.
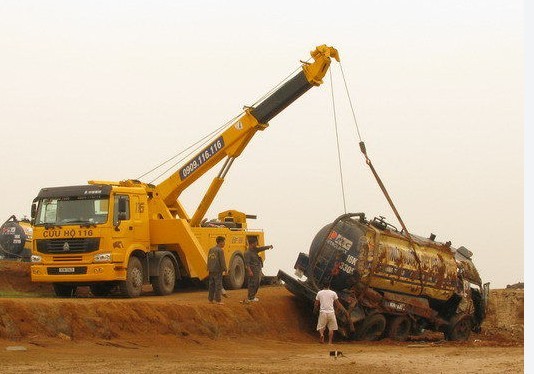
114, 196, 128, 231
31, 203, 36, 220
118, 197, 127, 215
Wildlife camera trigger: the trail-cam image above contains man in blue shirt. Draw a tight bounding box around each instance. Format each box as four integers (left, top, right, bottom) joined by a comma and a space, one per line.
243, 237, 273, 303
207, 236, 227, 304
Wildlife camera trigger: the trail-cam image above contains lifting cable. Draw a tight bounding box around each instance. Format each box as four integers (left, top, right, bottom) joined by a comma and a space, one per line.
139, 117, 236, 184
337, 62, 425, 296
329, 69, 347, 214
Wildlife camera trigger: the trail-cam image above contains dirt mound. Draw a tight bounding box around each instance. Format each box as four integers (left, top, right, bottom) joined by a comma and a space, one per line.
0, 261, 52, 297
0, 261, 315, 343
0, 261, 524, 346
481, 288, 524, 344
0, 289, 312, 343
506, 282, 524, 289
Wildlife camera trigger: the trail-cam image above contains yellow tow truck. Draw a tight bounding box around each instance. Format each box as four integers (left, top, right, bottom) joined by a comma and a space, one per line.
30, 45, 340, 297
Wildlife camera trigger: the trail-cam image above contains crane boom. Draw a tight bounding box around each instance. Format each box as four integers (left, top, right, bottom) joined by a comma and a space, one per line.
155, 45, 340, 224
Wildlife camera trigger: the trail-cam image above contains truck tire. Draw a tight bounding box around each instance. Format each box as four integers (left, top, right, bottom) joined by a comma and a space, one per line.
53, 283, 77, 298
90, 283, 114, 297
119, 256, 144, 298
224, 254, 245, 290
355, 313, 386, 341
445, 315, 472, 341
386, 315, 412, 341
151, 256, 176, 296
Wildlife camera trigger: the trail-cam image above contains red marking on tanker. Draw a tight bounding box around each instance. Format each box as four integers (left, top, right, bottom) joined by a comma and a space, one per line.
326, 230, 353, 252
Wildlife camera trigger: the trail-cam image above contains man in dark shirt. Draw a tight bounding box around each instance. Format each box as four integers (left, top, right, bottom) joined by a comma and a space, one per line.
207, 236, 227, 304
243, 237, 273, 303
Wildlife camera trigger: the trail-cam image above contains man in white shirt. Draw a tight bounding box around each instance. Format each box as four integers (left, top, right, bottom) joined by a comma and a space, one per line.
314, 284, 349, 344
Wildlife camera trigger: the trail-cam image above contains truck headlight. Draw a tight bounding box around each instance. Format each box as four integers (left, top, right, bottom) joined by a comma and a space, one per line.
93, 253, 112, 263
31, 255, 42, 263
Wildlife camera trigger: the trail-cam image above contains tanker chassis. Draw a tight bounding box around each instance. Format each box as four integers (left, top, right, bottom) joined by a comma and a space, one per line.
278, 213, 489, 341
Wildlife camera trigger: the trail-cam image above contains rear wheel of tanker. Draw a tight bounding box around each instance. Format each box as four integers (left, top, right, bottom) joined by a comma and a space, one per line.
355, 313, 386, 341
386, 315, 412, 341
53, 283, 77, 298
119, 256, 143, 298
445, 315, 472, 341
151, 257, 176, 296
90, 283, 114, 297
223, 255, 245, 290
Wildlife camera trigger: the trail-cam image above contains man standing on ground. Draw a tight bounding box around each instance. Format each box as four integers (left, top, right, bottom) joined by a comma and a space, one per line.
314, 283, 349, 344
207, 236, 227, 304
243, 237, 273, 303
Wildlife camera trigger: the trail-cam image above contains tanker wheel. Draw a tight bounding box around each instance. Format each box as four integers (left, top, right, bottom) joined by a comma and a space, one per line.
53, 283, 77, 298
151, 257, 176, 296
90, 283, 114, 297
223, 255, 245, 290
119, 256, 144, 298
355, 314, 387, 341
386, 315, 412, 341
445, 315, 472, 341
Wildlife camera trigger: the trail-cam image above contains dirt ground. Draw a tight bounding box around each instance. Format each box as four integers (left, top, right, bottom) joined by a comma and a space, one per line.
0, 261, 524, 373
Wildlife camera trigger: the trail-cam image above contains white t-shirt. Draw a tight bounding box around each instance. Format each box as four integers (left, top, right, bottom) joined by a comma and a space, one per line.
316, 289, 338, 313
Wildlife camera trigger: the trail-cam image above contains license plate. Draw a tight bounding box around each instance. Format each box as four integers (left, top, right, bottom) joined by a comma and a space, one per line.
58, 267, 75, 273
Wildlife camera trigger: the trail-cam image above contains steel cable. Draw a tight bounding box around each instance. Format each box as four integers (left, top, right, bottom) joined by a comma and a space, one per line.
329, 69, 347, 214
339, 62, 425, 296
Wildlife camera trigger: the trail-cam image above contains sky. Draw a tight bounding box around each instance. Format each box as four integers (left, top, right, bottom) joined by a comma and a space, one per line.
0, 1, 524, 290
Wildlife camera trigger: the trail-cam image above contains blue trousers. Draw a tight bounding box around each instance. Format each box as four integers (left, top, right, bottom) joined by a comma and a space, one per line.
208, 271, 223, 302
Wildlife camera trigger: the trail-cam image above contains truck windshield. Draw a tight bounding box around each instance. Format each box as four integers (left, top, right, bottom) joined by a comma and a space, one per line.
34, 197, 109, 225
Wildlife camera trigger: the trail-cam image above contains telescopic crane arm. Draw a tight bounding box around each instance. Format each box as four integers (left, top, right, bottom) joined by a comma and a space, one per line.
154, 45, 340, 225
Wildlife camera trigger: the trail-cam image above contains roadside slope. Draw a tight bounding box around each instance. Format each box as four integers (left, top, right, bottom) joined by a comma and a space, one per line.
0, 261, 523, 345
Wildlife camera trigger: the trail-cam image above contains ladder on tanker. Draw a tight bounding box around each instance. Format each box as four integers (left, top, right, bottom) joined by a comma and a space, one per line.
308, 228, 347, 290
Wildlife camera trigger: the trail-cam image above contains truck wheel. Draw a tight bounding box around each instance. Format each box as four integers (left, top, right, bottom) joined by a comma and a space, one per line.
445, 315, 472, 341
386, 315, 412, 341
355, 313, 386, 341
151, 257, 176, 296
90, 283, 114, 297
223, 255, 245, 290
119, 256, 144, 298
53, 283, 77, 298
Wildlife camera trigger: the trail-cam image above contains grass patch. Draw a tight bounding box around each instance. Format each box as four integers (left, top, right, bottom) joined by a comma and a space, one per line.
0, 291, 49, 298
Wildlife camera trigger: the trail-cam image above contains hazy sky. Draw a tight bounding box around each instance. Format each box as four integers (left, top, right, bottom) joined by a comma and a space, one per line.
0, 1, 524, 289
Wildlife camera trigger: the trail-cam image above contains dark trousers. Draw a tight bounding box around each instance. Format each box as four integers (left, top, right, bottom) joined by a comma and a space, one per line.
247, 266, 262, 300
208, 271, 223, 302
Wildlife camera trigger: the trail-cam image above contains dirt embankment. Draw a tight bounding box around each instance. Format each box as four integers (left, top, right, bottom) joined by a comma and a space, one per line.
482, 288, 524, 344
0, 261, 525, 374
0, 262, 315, 343
0, 261, 523, 345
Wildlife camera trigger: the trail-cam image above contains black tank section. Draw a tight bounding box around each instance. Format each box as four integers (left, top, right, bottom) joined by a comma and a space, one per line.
307, 214, 366, 291
0, 216, 29, 259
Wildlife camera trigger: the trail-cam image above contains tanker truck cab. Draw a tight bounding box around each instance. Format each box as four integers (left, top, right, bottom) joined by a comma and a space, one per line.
30, 184, 151, 296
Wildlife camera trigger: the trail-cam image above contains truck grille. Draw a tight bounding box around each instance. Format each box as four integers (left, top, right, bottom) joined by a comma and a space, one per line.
36, 238, 100, 254
52, 256, 83, 262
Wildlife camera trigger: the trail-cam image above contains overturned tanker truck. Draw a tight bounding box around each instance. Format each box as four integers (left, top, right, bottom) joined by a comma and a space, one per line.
277, 213, 489, 341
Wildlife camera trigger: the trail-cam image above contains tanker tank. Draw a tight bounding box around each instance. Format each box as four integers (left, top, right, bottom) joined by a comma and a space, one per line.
0, 215, 33, 261
278, 213, 488, 341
